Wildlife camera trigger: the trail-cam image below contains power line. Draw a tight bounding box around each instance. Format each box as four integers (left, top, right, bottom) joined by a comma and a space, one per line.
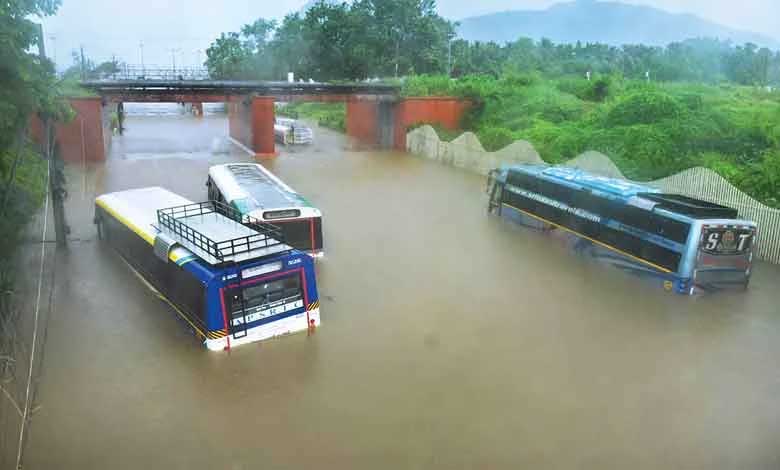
14, 142, 50, 470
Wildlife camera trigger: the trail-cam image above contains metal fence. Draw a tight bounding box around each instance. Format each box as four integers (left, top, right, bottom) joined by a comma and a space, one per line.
94, 65, 210, 81
406, 125, 780, 264
652, 168, 780, 263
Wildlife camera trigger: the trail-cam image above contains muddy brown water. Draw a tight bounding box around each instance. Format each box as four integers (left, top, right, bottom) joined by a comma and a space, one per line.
23, 112, 780, 469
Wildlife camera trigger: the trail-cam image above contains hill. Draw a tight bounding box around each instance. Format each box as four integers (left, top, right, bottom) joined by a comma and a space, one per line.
457, 0, 779, 48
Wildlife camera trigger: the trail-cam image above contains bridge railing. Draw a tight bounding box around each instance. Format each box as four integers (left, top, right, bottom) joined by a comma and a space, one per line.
102, 65, 210, 81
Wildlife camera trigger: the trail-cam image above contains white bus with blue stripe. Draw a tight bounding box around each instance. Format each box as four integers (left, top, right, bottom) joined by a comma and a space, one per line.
488, 165, 757, 294
94, 187, 321, 350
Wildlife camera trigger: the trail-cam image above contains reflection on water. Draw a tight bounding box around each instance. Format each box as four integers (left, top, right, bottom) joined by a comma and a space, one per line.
27, 114, 780, 469
109, 112, 236, 159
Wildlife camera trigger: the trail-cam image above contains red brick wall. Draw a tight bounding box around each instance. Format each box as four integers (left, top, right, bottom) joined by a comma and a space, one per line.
346, 99, 379, 146
228, 96, 253, 152
251, 96, 276, 156
30, 97, 106, 163
393, 97, 470, 150
228, 95, 276, 156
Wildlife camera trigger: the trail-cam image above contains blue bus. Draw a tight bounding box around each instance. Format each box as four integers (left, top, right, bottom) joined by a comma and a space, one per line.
487, 165, 757, 294
94, 187, 321, 350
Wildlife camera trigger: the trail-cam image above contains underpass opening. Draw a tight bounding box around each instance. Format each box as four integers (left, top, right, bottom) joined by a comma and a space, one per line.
107, 102, 241, 160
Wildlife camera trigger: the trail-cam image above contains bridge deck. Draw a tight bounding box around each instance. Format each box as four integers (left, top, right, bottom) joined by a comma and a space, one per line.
81, 79, 400, 100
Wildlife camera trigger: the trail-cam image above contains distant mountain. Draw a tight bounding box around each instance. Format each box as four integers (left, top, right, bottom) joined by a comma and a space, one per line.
457, 0, 780, 49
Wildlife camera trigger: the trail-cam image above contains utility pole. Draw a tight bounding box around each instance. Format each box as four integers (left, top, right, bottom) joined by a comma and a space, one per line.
38, 24, 68, 248
447, 38, 452, 77
80, 45, 86, 80
394, 40, 399, 78
48, 34, 57, 73
170, 48, 180, 74
139, 41, 145, 76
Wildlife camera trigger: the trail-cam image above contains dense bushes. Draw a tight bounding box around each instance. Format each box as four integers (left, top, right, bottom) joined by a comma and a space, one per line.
0, 145, 47, 290
403, 74, 780, 207
605, 91, 684, 126
477, 127, 515, 151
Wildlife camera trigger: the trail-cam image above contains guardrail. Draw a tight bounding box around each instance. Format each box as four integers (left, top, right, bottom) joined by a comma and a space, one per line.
96, 65, 210, 81
157, 201, 285, 263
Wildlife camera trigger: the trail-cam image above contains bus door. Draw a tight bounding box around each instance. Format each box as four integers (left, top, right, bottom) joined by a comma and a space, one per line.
694, 223, 756, 290
486, 169, 502, 214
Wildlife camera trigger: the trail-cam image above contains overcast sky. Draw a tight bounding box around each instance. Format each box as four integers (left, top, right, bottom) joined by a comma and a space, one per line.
41, 0, 780, 70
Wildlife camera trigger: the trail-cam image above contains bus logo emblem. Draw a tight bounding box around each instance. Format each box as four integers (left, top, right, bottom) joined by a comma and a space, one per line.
722, 230, 736, 250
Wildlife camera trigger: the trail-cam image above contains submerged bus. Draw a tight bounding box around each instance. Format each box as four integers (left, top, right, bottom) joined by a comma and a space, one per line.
274, 117, 314, 145
94, 187, 321, 350
487, 165, 757, 294
207, 163, 324, 257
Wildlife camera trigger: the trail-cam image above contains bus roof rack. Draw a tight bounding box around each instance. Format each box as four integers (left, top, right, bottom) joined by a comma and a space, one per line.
638, 193, 738, 219
156, 200, 290, 265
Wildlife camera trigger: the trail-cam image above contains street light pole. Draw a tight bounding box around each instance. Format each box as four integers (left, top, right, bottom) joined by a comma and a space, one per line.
139, 41, 145, 76
447, 35, 453, 77
49, 34, 57, 72
169, 47, 181, 77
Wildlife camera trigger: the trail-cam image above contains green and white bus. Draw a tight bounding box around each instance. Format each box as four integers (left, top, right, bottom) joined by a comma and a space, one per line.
207, 163, 324, 257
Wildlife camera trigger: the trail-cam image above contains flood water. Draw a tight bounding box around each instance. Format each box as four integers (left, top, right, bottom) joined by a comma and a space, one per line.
25, 107, 780, 469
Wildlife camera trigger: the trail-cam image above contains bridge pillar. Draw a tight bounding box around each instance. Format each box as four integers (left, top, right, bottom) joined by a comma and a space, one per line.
251, 96, 276, 157
117, 102, 124, 135
346, 98, 396, 148
346, 99, 378, 146
346, 97, 468, 150
228, 95, 276, 157
393, 97, 470, 150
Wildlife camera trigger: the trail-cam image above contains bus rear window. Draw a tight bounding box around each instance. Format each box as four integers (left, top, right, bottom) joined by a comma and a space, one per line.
227, 275, 302, 314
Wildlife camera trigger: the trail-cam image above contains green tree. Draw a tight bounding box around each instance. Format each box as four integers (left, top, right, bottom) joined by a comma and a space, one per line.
205, 32, 252, 79
205, 0, 455, 81
0, 0, 62, 156
269, 13, 309, 78
1, 0, 70, 284
301, 2, 366, 80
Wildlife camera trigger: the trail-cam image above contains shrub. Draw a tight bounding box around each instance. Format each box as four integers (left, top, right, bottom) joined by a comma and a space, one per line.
605, 91, 684, 126
556, 76, 612, 102
477, 126, 515, 151
401, 75, 454, 97
278, 102, 345, 132
399, 73, 780, 207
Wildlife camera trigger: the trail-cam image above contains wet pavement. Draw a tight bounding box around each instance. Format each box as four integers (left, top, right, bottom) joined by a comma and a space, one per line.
23, 109, 780, 469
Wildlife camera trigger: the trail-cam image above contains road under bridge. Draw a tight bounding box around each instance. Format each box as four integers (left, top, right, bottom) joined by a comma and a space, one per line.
44, 80, 469, 161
